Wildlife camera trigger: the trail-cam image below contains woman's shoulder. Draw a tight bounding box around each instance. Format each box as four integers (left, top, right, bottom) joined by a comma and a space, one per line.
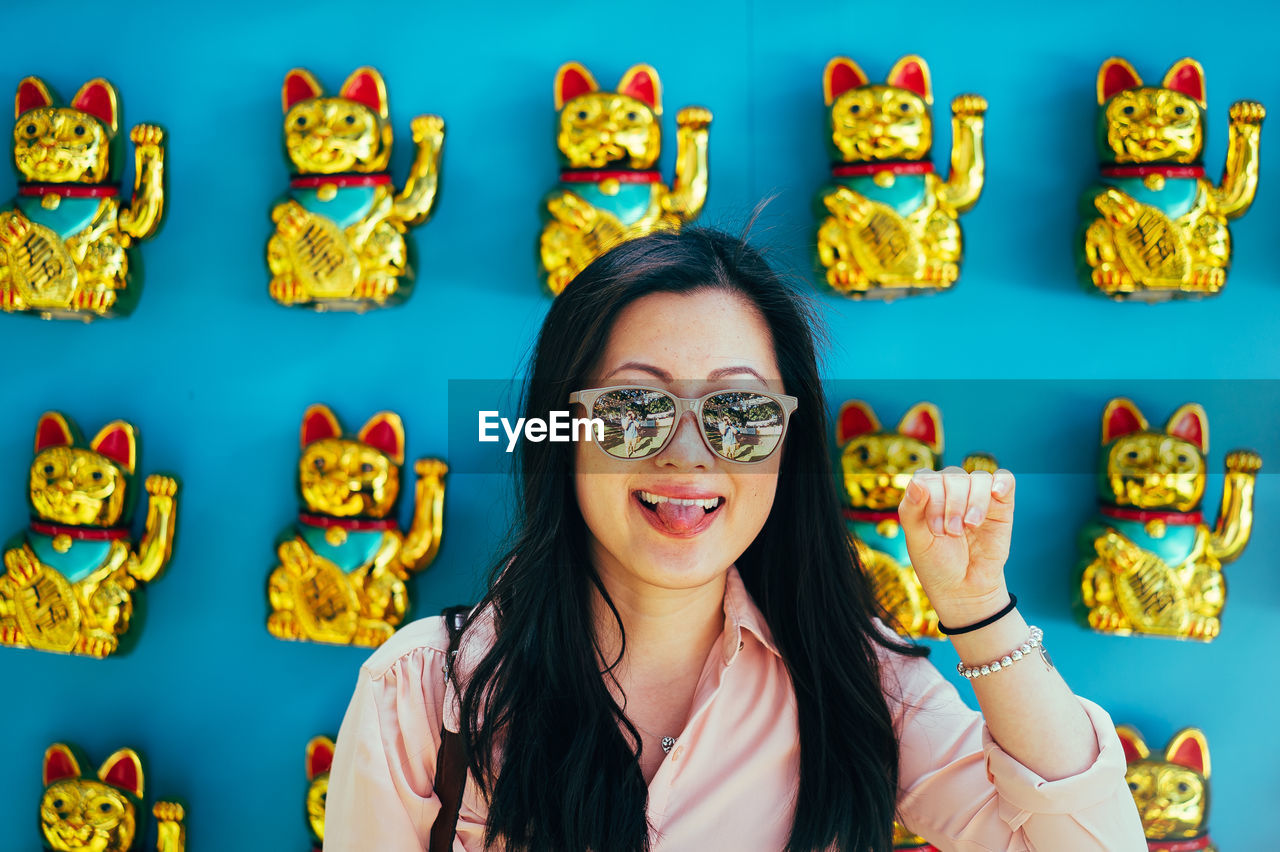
358, 614, 454, 681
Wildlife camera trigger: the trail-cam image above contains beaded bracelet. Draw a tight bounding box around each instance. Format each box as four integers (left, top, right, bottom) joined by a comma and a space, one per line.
956, 626, 1045, 679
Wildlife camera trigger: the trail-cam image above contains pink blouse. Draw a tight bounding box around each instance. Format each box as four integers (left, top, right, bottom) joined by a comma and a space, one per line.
324, 566, 1147, 851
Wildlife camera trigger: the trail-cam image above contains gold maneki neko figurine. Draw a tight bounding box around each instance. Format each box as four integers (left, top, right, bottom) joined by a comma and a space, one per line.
539, 61, 711, 296
268, 67, 444, 311
816, 55, 986, 299
267, 404, 447, 647
0, 413, 178, 658
1080, 57, 1264, 300
305, 736, 334, 851
837, 400, 997, 640
1, 76, 165, 320
38, 743, 185, 852
1118, 726, 1217, 851
1077, 398, 1259, 640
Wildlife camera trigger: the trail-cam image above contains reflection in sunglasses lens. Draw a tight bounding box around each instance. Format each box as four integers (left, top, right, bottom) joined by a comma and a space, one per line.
703, 392, 784, 463
592, 389, 676, 459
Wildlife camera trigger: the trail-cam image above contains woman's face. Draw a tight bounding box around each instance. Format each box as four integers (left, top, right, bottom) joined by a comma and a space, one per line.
574, 288, 784, 593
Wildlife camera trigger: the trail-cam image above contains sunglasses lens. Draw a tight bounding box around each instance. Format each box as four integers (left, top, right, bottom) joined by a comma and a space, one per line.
703, 392, 787, 462
591, 388, 676, 459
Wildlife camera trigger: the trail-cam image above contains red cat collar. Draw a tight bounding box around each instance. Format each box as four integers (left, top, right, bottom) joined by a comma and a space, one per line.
842, 508, 901, 523
1100, 165, 1205, 178
290, 174, 392, 189
1099, 506, 1204, 525
30, 521, 129, 540
19, 183, 119, 198
831, 161, 934, 178
1147, 837, 1211, 851
559, 169, 661, 183
297, 512, 397, 531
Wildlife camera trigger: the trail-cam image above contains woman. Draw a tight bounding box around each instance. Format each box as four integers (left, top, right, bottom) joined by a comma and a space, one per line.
324, 227, 1146, 851
623, 407, 640, 457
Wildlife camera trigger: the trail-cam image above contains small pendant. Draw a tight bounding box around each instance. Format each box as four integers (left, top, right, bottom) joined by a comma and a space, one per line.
661, 736, 675, 754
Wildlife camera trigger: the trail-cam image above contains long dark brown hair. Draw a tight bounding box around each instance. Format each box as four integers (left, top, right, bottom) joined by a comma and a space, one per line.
456, 226, 926, 852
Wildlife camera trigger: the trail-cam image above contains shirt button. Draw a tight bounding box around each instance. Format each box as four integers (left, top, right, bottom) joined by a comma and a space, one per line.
672, 745, 684, 761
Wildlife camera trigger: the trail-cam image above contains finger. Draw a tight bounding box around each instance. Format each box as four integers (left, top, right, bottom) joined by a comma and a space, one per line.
940, 465, 970, 536
985, 468, 1016, 523
964, 470, 993, 527
914, 469, 946, 536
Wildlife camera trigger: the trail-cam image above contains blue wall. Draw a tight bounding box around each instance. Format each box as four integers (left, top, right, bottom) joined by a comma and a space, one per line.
2, 0, 1277, 847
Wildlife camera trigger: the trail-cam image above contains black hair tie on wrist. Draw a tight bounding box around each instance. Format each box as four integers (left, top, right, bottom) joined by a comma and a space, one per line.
937, 594, 1017, 636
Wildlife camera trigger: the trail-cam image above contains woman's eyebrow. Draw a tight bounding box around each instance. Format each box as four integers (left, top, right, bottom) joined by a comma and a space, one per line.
603, 362, 768, 384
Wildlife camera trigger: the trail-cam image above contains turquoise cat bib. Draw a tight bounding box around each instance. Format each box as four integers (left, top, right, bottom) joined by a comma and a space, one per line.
1106, 517, 1199, 566
1102, 176, 1201, 220
298, 524, 385, 573
560, 183, 656, 227
847, 518, 910, 565
291, 185, 378, 229
16, 195, 106, 239
27, 532, 115, 584
836, 174, 928, 217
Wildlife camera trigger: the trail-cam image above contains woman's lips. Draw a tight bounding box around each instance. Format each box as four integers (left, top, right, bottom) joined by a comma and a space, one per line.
632, 490, 724, 538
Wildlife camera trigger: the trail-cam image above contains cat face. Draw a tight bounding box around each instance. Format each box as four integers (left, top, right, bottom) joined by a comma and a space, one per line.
28, 413, 135, 527
40, 744, 143, 852
1101, 399, 1207, 511
298, 405, 403, 518
837, 401, 941, 511
305, 736, 334, 842
554, 62, 662, 169
824, 55, 933, 162
13, 77, 118, 183
282, 68, 392, 174
1118, 726, 1211, 840
1097, 58, 1206, 164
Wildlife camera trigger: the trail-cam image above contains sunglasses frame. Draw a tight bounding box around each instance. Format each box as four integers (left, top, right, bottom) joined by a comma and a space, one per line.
568, 384, 799, 465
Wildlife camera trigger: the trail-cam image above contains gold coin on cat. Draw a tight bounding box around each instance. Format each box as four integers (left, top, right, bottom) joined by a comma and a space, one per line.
1144, 518, 1167, 538
1143, 173, 1166, 191
317, 183, 338, 202
873, 171, 896, 188
599, 178, 621, 196
41, 194, 61, 210
875, 518, 900, 538
325, 526, 347, 546
51, 534, 72, 553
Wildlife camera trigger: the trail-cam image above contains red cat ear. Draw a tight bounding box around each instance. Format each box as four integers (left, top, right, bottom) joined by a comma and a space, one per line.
16, 76, 54, 118
306, 736, 335, 780
340, 67, 389, 119
555, 62, 599, 111
617, 64, 662, 115
836, 400, 880, 444
98, 749, 144, 799
1098, 57, 1142, 104
1101, 398, 1148, 444
1162, 58, 1207, 107
358, 412, 405, 465
43, 743, 82, 786
897, 402, 943, 455
1165, 403, 1209, 454
283, 68, 323, 113
1165, 728, 1211, 778
301, 404, 342, 447
1115, 725, 1149, 763
89, 421, 137, 475
886, 55, 932, 105
34, 412, 74, 453
823, 57, 869, 106
71, 78, 119, 134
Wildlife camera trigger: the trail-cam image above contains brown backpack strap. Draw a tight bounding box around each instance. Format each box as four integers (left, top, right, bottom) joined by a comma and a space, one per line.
429, 605, 471, 852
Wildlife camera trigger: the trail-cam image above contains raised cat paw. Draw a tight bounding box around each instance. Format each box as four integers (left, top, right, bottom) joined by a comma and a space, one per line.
411, 114, 446, 145
4, 547, 41, 587
130, 123, 166, 150
676, 106, 713, 131
1224, 449, 1263, 474
950, 94, 988, 118
267, 610, 304, 640
146, 474, 179, 498
414, 458, 449, 479
961, 453, 999, 474
153, 801, 185, 822
1229, 100, 1266, 126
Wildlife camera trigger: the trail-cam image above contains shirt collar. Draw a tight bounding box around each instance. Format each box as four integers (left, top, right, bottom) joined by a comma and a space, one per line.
722, 564, 782, 665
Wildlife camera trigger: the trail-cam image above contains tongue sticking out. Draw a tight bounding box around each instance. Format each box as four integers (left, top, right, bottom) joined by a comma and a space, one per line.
653, 500, 707, 533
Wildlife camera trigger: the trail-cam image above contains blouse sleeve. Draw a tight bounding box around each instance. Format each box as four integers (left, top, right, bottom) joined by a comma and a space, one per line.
885, 643, 1147, 852
323, 617, 454, 852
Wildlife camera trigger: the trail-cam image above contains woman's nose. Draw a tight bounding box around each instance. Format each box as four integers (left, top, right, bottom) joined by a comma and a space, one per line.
658, 411, 714, 468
